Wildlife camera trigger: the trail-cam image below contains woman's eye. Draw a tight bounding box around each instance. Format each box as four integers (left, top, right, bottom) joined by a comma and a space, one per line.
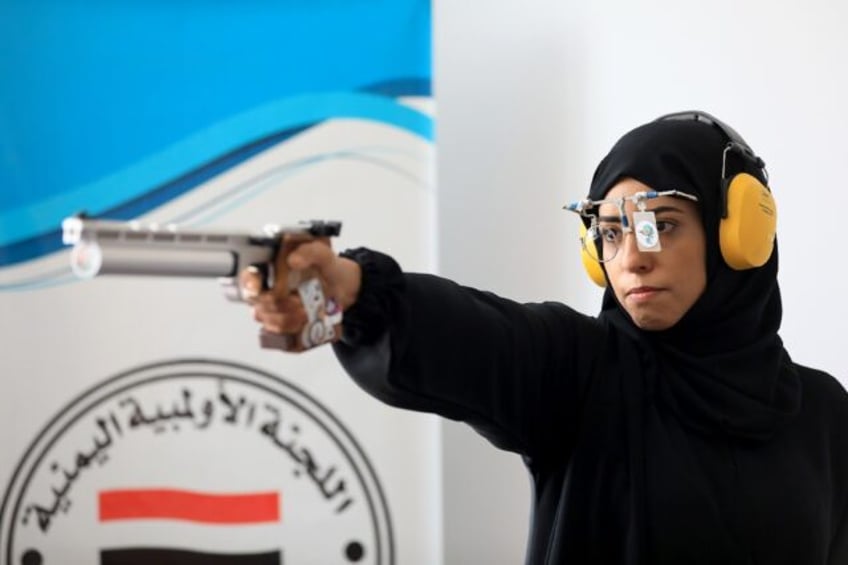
656, 221, 676, 234
600, 226, 621, 242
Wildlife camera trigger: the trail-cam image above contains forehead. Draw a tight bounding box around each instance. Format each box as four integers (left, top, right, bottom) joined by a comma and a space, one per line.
599, 177, 700, 217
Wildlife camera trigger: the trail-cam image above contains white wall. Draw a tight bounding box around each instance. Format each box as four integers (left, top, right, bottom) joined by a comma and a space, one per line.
434, 1, 848, 563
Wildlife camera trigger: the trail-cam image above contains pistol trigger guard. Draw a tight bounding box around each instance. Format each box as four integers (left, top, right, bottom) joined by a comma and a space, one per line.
219, 277, 243, 302
248, 262, 273, 291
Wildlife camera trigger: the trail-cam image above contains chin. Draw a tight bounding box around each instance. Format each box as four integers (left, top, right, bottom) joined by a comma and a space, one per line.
628, 312, 679, 331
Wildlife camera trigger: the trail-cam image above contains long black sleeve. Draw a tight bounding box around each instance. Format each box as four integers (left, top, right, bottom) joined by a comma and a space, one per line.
331, 250, 848, 565
333, 248, 607, 459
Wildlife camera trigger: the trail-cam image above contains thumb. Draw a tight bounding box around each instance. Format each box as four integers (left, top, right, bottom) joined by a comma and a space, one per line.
287, 238, 361, 311
287, 237, 335, 274
271, 235, 323, 295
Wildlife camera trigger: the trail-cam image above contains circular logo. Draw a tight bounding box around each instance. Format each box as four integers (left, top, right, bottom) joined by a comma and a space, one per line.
635, 220, 659, 249
0, 359, 394, 565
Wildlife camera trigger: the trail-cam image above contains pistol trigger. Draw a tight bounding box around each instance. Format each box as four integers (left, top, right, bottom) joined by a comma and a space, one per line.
254, 263, 273, 290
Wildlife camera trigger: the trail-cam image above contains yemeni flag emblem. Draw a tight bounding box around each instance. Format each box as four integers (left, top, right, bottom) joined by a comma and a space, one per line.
98, 488, 282, 565
0, 360, 392, 564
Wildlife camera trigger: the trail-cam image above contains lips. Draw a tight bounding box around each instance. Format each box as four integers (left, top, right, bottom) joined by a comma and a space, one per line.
626, 286, 663, 300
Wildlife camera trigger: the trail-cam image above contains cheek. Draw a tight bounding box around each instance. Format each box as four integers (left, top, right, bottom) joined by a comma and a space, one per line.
603, 265, 626, 300
679, 244, 708, 301
688, 268, 708, 304
607, 272, 640, 318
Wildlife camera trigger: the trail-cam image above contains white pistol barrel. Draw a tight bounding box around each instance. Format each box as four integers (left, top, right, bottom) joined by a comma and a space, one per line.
60, 216, 326, 279
61, 215, 344, 349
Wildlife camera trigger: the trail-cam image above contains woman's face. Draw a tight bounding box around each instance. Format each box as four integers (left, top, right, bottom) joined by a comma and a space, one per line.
599, 178, 708, 331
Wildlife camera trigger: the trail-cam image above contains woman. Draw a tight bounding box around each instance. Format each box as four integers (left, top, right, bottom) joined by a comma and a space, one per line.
248, 112, 848, 564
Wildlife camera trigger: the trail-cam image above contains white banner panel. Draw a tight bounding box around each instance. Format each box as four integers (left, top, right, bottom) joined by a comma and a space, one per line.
0, 3, 437, 564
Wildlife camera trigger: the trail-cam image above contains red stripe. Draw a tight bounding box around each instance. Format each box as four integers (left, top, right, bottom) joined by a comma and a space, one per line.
99, 489, 280, 524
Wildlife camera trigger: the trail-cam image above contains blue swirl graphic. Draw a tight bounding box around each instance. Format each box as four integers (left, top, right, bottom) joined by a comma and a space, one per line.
0, 89, 434, 268
0, 0, 432, 270
1, 144, 428, 291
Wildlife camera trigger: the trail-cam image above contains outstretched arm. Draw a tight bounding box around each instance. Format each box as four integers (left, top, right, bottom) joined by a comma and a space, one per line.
248, 243, 605, 459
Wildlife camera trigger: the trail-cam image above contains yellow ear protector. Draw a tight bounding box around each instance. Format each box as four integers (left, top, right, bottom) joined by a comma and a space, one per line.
579, 221, 608, 286
716, 154, 777, 270
664, 111, 777, 271
579, 111, 777, 286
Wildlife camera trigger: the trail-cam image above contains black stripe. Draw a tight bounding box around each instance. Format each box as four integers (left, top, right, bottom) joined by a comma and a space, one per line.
100, 547, 281, 565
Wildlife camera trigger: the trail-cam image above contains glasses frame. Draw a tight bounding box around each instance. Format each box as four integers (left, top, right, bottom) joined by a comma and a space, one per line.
564, 190, 699, 263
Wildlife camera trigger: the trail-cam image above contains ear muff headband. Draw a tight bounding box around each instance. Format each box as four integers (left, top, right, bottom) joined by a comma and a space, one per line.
579, 111, 778, 286
657, 111, 777, 271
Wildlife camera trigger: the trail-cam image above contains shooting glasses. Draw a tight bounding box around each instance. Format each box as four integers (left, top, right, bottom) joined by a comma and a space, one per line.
564, 190, 699, 262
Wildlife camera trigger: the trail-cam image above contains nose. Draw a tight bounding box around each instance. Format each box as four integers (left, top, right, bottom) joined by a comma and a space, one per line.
617, 230, 654, 273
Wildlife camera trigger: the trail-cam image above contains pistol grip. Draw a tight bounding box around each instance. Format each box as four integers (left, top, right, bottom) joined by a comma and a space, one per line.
259, 329, 297, 351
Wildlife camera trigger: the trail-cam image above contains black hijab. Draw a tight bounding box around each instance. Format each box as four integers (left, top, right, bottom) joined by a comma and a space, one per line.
588, 114, 800, 441
585, 114, 802, 564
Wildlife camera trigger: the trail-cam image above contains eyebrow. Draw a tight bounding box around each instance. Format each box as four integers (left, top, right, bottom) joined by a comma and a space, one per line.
598, 205, 688, 223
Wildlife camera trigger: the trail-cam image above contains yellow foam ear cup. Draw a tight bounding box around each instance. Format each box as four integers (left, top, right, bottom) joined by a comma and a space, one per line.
579, 223, 608, 287
719, 172, 777, 270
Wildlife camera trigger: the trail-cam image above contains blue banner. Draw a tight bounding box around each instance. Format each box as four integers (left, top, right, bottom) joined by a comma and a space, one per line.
0, 0, 432, 266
